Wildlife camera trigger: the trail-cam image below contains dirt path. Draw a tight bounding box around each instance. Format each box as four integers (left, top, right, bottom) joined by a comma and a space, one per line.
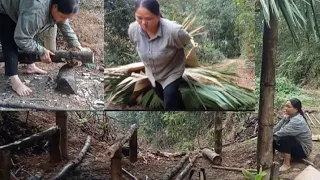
0, 2, 104, 110
212, 58, 255, 90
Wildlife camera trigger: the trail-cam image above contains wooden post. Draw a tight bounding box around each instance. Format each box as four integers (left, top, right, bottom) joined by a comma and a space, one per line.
43, 25, 57, 52
0, 151, 11, 180
199, 168, 206, 180
129, 129, 138, 163
49, 128, 62, 163
111, 148, 122, 180
215, 111, 223, 154
257, 8, 278, 179
56, 111, 68, 159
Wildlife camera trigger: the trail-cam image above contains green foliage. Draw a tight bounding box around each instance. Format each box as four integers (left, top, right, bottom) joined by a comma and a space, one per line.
242, 167, 266, 180
104, 0, 245, 66
110, 111, 217, 151
234, 0, 255, 60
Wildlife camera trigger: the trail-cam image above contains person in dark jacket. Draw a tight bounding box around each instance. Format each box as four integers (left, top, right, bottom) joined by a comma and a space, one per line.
0, 0, 84, 96
273, 98, 312, 171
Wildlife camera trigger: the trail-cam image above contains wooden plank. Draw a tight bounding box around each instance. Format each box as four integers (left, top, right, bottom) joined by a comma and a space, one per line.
294, 165, 320, 180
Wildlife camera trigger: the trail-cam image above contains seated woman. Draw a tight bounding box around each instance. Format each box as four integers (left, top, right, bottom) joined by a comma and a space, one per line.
273, 98, 312, 172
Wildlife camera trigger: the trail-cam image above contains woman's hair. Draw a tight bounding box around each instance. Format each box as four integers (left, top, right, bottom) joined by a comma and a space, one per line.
289, 98, 306, 120
135, 0, 163, 17
52, 0, 80, 14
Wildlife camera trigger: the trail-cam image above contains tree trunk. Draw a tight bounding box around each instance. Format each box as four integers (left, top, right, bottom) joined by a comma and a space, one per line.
56, 111, 68, 159
257, 8, 278, 179
215, 111, 223, 154
56, 64, 77, 95
270, 162, 280, 180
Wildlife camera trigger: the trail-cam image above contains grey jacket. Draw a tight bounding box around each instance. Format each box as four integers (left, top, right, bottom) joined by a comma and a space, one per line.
0, 0, 80, 55
128, 18, 191, 88
273, 114, 312, 157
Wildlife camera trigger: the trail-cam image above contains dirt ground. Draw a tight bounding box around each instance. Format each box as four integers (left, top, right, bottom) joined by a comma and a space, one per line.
5, 111, 320, 180
0, 2, 104, 110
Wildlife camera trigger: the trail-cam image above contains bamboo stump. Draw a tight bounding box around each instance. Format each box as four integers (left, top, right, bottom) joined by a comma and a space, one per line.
111, 148, 122, 180
56, 64, 77, 94
201, 148, 222, 165
49, 128, 62, 163
56, 111, 68, 159
0, 151, 11, 180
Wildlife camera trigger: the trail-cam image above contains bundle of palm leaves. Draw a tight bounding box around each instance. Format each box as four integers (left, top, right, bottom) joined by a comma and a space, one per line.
104, 15, 256, 110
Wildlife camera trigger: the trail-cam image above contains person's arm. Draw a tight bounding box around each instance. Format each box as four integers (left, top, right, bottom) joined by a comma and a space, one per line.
274, 117, 304, 137
14, 12, 47, 55
172, 27, 191, 49
273, 117, 286, 133
56, 20, 81, 48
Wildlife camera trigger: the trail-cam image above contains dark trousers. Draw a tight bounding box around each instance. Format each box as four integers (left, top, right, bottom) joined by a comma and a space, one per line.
273, 136, 307, 159
153, 77, 184, 110
0, 14, 34, 76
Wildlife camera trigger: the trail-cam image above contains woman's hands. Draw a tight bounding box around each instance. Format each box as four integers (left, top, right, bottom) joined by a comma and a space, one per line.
40, 49, 55, 63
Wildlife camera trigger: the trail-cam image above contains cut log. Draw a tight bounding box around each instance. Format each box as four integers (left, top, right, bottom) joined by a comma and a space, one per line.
312, 135, 320, 141
53, 136, 91, 180
49, 128, 62, 163
111, 148, 122, 180
56, 112, 68, 159
211, 165, 257, 172
215, 112, 223, 154
0, 126, 59, 152
175, 153, 200, 180
151, 151, 186, 158
294, 165, 320, 180
107, 124, 138, 158
56, 64, 77, 94
201, 148, 222, 165
122, 168, 138, 180
104, 62, 145, 75
129, 129, 138, 163
0, 50, 94, 64
0, 151, 11, 180
270, 162, 280, 180
162, 152, 191, 180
